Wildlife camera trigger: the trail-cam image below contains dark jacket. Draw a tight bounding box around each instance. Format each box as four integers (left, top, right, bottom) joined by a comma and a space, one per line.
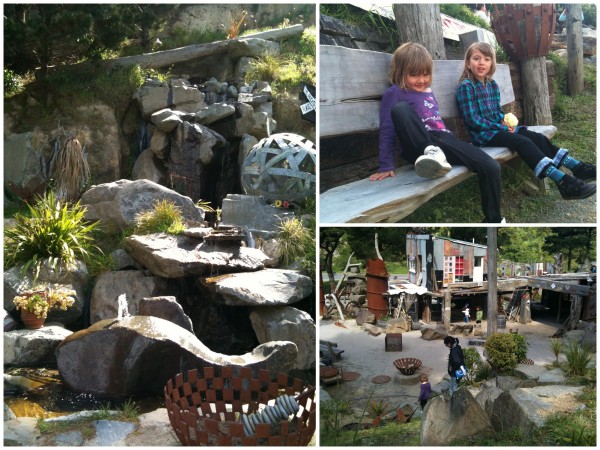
447, 343, 465, 376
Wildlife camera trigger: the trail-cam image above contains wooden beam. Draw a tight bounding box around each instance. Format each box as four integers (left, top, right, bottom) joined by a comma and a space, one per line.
524, 277, 591, 296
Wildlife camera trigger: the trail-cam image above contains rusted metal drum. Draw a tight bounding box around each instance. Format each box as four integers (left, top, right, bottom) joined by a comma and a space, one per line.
366, 259, 389, 319
492, 4, 556, 61
164, 366, 316, 446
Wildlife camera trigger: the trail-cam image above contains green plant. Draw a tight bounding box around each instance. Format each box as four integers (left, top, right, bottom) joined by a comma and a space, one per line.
563, 338, 593, 376
320, 399, 353, 432
4, 190, 100, 278
484, 332, 528, 372
462, 347, 485, 383
440, 4, 491, 29
550, 337, 563, 363
13, 285, 76, 319
368, 399, 390, 417
133, 199, 185, 235
4, 68, 23, 96
276, 217, 311, 267
48, 136, 90, 202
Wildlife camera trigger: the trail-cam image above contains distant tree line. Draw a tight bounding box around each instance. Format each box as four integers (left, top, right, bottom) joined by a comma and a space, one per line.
4, 4, 178, 80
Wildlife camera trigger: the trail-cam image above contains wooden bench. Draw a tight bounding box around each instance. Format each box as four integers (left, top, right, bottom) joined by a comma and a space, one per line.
319, 45, 556, 223
319, 339, 344, 365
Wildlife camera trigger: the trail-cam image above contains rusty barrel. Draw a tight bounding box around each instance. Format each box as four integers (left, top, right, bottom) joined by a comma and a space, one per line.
366, 258, 389, 319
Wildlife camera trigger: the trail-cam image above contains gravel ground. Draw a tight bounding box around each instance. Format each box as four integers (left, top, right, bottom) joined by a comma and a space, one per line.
515, 183, 597, 223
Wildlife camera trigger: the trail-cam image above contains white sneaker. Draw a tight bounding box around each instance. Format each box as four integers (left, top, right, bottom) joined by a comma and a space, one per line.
414, 145, 452, 178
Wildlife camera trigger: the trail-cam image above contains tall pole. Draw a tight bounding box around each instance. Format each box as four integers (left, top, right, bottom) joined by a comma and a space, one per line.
567, 4, 585, 95
487, 227, 498, 336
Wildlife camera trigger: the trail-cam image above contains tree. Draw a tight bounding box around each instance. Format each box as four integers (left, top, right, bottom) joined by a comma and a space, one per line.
3, 5, 177, 79
392, 4, 446, 59
498, 228, 552, 263
543, 228, 596, 271
566, 4, 584, 95
320, 228, 345, 292
343, 228, 407, 262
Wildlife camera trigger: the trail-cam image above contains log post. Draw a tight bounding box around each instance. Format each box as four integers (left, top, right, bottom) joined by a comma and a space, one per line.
487, 227, 498, 336
567, 4, 584, 95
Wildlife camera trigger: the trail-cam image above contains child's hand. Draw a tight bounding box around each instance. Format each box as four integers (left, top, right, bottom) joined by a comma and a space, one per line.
370, 170, 395, 181
501, 120, 516, 133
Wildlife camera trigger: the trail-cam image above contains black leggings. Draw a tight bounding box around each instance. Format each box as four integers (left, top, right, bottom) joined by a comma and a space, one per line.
487, 128, 561, 178
391, 102, 502, 222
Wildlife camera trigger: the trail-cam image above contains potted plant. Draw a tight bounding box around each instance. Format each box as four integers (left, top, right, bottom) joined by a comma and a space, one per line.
13, 285, 76, 329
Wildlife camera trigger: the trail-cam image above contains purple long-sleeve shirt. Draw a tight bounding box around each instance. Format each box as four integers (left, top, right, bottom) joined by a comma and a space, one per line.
378, 84, 450, 172
418, 381, 431, 402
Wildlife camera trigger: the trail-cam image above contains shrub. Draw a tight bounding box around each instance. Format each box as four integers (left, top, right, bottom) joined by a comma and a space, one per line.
463, 347, 483, 382
320, 399, 353, 432
563, 339, 593, 376
550, 337, 563, 364
4, 190, 100, 278
4, 68, 23, 96
484, 332, 528, 372
276, 217, 311, 266
368, 399, 390, 417
133, 199, 185, 235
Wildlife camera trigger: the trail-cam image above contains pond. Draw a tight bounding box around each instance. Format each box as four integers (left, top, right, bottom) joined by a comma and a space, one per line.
4, 367, 164, 419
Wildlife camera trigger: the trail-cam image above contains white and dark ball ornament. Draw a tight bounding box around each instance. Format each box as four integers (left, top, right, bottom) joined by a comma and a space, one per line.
241, 133, 316, 201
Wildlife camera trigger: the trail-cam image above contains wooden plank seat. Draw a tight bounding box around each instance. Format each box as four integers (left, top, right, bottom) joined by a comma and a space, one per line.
319, 339, 344, 361
319, 45, 556, 223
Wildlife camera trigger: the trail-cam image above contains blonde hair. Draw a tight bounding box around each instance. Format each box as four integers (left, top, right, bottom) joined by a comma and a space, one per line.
388, 42, 433, 89
420, 373, 429, 382
459, 42, 497, 83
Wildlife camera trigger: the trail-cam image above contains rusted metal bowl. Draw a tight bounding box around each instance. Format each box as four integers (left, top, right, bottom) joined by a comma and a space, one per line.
393, 358, 422, 376
164, 366, 316, 446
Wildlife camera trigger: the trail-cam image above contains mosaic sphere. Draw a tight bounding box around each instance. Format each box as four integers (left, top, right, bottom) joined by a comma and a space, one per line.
241, 133, 316, 201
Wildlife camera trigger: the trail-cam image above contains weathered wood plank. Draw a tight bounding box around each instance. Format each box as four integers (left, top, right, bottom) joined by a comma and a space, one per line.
320, 45, 515, 138
319, 126, 556, 223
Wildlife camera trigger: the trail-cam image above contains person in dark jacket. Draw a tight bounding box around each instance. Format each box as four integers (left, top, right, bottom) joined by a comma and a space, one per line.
444, 336, 466, 395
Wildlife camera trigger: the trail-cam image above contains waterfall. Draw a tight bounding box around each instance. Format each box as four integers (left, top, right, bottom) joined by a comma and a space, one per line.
117, 294, 130, 319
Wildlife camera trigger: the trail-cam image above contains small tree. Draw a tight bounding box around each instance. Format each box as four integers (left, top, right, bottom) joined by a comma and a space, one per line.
484, 333, 528, 372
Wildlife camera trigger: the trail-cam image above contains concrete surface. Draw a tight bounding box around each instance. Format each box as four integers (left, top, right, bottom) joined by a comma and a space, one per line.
319, 317, 564, 418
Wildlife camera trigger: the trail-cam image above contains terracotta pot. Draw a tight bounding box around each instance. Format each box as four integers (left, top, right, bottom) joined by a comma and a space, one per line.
21, 310, 45, 329
372, 415, 381, 427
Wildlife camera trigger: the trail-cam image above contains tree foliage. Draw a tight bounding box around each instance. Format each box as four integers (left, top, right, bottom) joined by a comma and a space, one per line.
498, 228, 553, 263
543, 228, 596, 271
4, 4, 178, 79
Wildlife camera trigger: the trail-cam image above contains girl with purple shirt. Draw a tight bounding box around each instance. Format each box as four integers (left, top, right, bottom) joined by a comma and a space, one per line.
418, 373, 431, 410
370, 42, 504, 223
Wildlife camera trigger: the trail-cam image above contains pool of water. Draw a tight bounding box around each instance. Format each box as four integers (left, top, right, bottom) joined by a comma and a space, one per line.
4, 367, 165, 419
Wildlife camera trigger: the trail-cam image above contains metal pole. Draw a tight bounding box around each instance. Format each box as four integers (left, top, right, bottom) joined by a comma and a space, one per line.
487, 227, 498, 336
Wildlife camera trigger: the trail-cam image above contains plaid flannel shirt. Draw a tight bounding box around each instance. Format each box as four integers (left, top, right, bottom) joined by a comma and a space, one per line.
456, 78, 509, 146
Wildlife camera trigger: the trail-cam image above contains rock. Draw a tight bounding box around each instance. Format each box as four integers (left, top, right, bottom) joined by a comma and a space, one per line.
421, 387, 494, 445
56, 316, 297, 397
475, 386, 504, 418
355, 309, 376, 326
259, 238, 283, 267
88, 420, 138, 446
4, 309, 18, 331
495, 375, 536, 391
4, 262, 88, 325
110, 249, 142, 270
80, 179, 204, 234
3, 417, 40, 446
150, 108, 184, 133
131, 148, 167, 184
252, 111, 276, 139
233, 102, 256, 137
193, 103, 236, 125
362, 323, 381, 336
4, 403, 17, 421
134, 83, 205, 119
124, 233, 270, 278
238, 134, 259, 169
123, 408, 180, 446
420, 326, 448, 341
3, 132, 47, 202
514, 364, 567, 385
250, 306, 316, 370
139, 296, 193, 333
385, 317, 411, 333
149, 130, 170, 160
228, 38, 280, 59
4, 325, 73, 366
53, 431, 85, 446
206, 269, 312, 306
220, 194, 294, 239
238, 92, 271, 105
489, 386, 585, 434
90, 270, 169, 323
234, 56, 254, 80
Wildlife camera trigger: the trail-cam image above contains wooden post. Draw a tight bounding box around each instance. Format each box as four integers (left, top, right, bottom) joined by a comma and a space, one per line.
444, 290, 452, 331
521, 57, 553, 125
567, 4, 585, 95
487, 227, 498, 336
393, 4, 447, 60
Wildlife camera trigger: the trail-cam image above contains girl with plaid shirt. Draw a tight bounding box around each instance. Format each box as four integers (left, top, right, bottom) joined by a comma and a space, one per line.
457, 42, 596, 201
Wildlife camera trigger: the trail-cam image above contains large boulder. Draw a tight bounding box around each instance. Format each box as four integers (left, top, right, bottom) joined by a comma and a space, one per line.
123, 233, 270, 278
139, 296, 193, 333
420, 326, 448, 341
203, 269, 312, 306
55, 316, 298, 397
4, 326, 73, 366
488, 386, 586, 435
421, 387, 494, 445
90, 271, 169, 324
80, 179, 204, 234
249, 306, 316, 370
133, 81, 205, 119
